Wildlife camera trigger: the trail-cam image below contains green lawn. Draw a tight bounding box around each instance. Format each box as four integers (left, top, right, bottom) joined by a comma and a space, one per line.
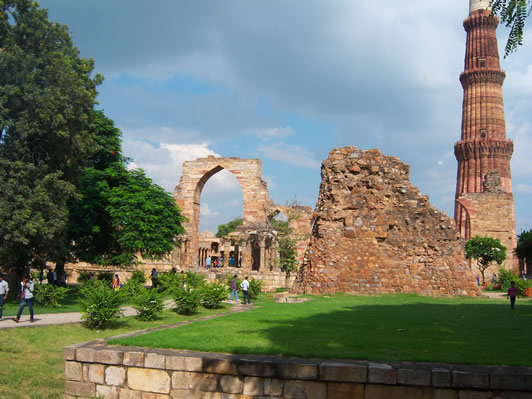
110, 294, 532, 366
0, 305, 231, 399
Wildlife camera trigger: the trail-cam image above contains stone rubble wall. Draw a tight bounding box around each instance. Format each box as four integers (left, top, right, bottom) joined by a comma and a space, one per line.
293, 147, 480, 296
63, 341, 532, 398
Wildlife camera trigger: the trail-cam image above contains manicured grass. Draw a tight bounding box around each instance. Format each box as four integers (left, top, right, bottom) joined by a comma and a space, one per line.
110, 294, 532, 366
0, 305, 231, 399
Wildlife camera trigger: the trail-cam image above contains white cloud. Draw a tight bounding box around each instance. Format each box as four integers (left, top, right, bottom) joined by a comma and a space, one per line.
200, 202, 218, 216
257, 127, 294, 141
257, 143, 321, 170
515, 184, 532, 194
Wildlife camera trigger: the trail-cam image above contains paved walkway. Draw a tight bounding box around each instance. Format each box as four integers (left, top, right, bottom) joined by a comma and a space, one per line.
0, 300, 252, 330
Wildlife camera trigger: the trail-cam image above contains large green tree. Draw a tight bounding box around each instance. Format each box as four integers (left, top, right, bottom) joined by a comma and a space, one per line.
64, 111, 187, 268
465, 235, 507, 284
0, 0, 101, 281
216, 218, 243, 238
491, 0, 531, 55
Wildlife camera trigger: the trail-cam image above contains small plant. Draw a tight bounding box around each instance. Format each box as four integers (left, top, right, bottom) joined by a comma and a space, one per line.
131, 286, 166, 321
78, 280, 124, 329
34, 284, 70, 307
497, 267, 532, 294
173, 286, 200, 315
185, 271, 206, 289
96, 271, 115, 287
157, 272, 182, 293
201, 282, 228, 309
129, 269, 147, 285
249, 278, 263, 299
77, 271, 92, 284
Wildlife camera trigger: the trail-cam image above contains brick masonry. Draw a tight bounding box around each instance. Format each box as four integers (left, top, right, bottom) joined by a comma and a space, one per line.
292, 147, 480, 296
64, 340, 532, 398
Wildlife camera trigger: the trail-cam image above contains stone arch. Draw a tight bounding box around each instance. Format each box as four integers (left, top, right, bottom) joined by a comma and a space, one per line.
174, 156, 273, 268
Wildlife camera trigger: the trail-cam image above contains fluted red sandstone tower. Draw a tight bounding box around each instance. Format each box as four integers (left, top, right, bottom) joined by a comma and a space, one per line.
454, 0, 517, 269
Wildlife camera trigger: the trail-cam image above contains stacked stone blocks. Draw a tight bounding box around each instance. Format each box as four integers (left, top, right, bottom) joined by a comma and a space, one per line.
293, 147, 480, 296
64, 341, 532, 398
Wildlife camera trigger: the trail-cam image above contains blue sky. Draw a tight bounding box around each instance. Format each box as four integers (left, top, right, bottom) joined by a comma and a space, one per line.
39, 0, 532, 235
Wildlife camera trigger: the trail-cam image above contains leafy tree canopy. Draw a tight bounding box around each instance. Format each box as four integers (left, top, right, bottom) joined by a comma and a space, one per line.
491, 0, 531, 56
216, 218, 243, 238
0, 0, 101, 279
66, 111, 187, 267
514, 229, 532, 261
465, 235, 507, 283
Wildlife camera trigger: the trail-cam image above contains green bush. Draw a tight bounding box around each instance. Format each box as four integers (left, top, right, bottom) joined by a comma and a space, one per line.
34, 284, 70, 307
497, 268, 532, 294
77, 271, 92, 284
201, 282, 228, 309
173, 287, 200, 315
157, 272, 183, 293
96, 271, 114, 287
79, 280, 124, 329
129, 269, 146, 285
249, 278, 263, 299
131, 286, 166, 321
185, 271, 206, 289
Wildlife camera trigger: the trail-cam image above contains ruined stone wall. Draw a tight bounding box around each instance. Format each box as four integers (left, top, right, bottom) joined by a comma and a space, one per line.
293, 147, 480, 296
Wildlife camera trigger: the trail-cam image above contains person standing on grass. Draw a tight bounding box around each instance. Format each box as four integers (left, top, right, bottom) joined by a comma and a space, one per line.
0, 273, 9, 320
229, 274, 239, 302
507, 281, 518, 310
14, 275, 35, 323
240, 276, 251, 304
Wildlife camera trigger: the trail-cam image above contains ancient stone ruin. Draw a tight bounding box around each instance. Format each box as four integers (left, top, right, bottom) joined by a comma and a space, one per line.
293, 147, 480, 296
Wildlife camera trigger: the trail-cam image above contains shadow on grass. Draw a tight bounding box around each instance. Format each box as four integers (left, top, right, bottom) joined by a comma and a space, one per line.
216, 299, 532, 366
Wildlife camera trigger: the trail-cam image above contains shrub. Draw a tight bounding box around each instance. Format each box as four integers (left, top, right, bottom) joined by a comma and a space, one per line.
201, 282, 228, 309
157, 272, 182, 293
96, 271, 114, 287
129, 269, 146, 285
185, 271, 206, 289
497, 268, 532, 294
249, 278, 263, 299
79, 280, 124, 329
77, 271, 92, 284
34, 284, 70, 307
131, 286, 166, 321
173, 287, 200, 315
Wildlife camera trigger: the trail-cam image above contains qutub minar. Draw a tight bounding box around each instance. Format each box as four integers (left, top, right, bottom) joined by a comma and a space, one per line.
454, 0, 517, 269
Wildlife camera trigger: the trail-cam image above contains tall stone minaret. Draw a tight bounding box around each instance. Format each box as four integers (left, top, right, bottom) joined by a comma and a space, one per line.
454, 0, 517, 270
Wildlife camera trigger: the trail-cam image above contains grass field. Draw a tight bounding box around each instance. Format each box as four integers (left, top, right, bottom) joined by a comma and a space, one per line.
110, 294, 532, 367
0, 305, 231, 399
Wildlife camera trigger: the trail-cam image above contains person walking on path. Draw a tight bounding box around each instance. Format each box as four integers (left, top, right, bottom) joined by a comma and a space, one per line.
507, 280, 518, 310
14, 275, 35, 323
0, 273, 9, 320
150, 268, 159, 288
240, 276, 251, 304
229, 274, 239, 302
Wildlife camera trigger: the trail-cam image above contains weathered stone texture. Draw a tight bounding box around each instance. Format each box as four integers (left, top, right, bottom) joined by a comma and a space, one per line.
293, 147, 480, 296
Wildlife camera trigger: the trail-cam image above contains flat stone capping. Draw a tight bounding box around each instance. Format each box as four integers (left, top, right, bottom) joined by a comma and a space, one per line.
64, 340, 532, 398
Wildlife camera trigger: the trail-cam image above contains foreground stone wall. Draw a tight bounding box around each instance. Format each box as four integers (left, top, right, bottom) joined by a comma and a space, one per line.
64, 341, 532, 398
294, 147, 480, 296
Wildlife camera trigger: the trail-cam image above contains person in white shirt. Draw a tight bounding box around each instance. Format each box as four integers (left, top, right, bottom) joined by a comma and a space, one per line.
240, 276, 251, 304
0, 273, 9, 320
14, 275, 35, 323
